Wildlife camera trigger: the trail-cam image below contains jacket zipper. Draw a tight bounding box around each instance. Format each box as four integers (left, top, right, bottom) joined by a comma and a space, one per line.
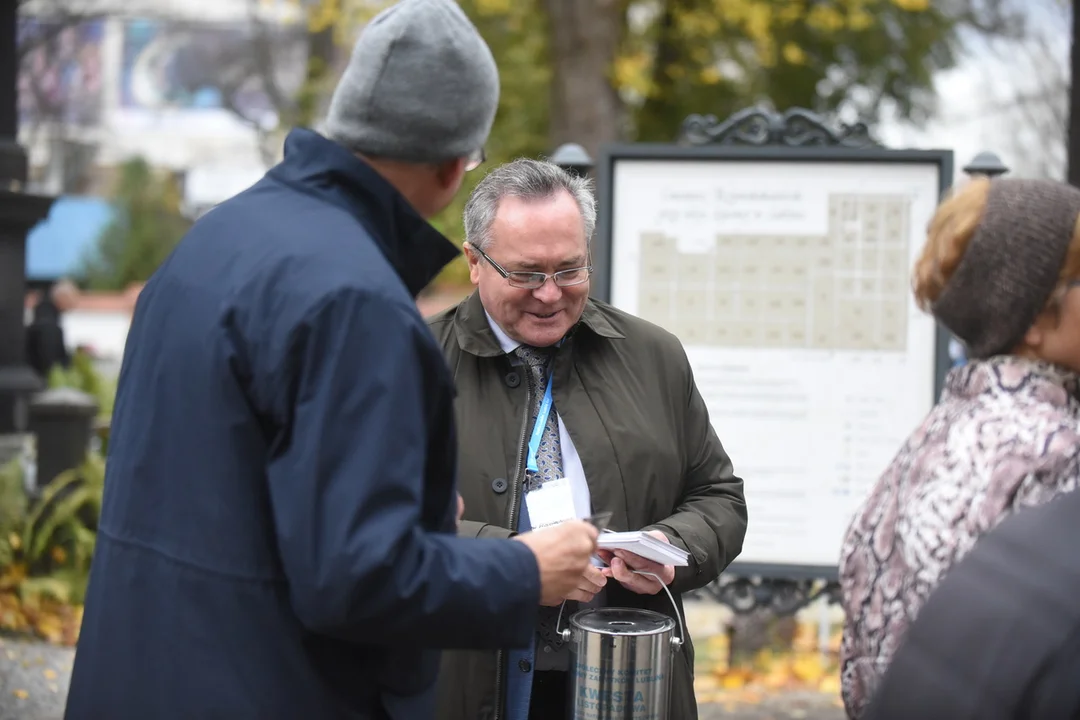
493, 373, 533, 720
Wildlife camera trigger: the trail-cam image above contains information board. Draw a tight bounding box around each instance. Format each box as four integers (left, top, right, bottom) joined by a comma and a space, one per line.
594, 145, 953, 576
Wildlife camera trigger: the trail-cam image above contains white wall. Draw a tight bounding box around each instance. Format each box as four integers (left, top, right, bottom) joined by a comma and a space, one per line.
60, 311, 131, 362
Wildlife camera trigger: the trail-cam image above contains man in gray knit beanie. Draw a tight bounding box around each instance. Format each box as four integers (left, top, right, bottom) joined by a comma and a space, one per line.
65, 1, 600, 718
324, 0, 498, 215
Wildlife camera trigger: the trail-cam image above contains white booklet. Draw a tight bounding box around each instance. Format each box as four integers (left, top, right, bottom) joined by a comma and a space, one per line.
597, 531, 690, 567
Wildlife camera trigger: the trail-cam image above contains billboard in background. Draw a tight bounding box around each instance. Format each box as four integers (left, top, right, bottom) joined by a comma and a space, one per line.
119, 19, 307, 127
18, 20, 106, 127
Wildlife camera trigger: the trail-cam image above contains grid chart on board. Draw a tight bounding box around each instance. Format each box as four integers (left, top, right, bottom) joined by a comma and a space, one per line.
636, 194, 912, 351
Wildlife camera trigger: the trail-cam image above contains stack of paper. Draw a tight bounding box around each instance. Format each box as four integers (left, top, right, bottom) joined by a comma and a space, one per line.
597, 531, 689, 567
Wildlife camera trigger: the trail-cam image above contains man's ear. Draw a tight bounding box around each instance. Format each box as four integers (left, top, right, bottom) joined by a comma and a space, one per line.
462, 242, 483, 285
434, 157, 467, 190
462, 241, 480, 267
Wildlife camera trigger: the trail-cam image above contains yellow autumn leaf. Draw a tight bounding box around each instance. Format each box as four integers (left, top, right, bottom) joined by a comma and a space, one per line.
791, 653, 828, 684
8, 533, 20, 550
474, 0, 512, 15
891, 0, 929, 10
43, 668, 57, 680
681, 7, 721, 37
807, 4, 846, 32
13, 689, 28, 700
699, 66, 723, 85
849, 8, 875, 30
777, 2, 804, 24
611, 52, 654, 96
782, 42, 807, 65
35, 612, 63, 644
743, 3, 773, 43
820, 674, 842, 694
307, 0, 341, 33
720, 672, 749, 689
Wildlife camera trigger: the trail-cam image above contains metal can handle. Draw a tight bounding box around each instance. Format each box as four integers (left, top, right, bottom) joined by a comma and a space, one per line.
555, 570, 685, 651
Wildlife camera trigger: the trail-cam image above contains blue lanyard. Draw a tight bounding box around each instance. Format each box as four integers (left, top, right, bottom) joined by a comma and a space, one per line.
526, 373, 555, 474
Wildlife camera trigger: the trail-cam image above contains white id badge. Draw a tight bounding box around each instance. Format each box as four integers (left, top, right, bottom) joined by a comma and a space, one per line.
524, 477, 577, 530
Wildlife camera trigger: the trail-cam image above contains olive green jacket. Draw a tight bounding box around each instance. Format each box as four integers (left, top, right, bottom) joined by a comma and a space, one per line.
427, 291, 748, 720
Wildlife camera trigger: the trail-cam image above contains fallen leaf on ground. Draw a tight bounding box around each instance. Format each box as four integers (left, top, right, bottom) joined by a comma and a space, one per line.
699, 619, 844, 700
12, 689, 28, 700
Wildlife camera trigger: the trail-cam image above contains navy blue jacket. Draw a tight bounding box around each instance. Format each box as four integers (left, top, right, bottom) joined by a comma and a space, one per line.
66, 129, 540, 720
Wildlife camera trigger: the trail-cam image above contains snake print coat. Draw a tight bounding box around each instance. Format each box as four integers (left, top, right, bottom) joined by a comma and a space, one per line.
838, 356, 1080, 718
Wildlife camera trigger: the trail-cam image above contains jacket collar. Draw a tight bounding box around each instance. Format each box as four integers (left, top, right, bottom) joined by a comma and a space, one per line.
454, 290, 624, 357
269, 128, 459, 296
946, 355, 1080, 404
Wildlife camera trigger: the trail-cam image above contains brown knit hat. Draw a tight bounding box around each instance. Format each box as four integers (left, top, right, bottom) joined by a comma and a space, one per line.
932, 178, 1080, 359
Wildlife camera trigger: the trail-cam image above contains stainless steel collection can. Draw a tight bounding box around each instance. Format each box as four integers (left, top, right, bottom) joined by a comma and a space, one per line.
566, 606, 681, 720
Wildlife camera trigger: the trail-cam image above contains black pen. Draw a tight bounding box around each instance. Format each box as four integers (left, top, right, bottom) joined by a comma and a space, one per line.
584, 511, 612, 532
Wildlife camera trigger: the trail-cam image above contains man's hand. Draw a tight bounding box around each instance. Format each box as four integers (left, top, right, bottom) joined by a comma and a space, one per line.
559, 565, 607, 606
456, 493, 465, 529
598, 530, 676, 595
514, 520, 599, 606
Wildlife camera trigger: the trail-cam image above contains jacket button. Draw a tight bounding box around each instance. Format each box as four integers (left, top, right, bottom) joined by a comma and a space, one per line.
491, 477, 508, 494
518, 659, 531, 673
505, 371, 521, 388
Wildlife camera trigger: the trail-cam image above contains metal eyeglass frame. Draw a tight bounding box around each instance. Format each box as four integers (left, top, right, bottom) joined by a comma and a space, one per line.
465, 147, 486, 172
469, 243, 593, 289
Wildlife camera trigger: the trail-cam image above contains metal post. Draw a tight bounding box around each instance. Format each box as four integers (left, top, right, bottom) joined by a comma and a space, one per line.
550, 142, 594, 179
0, 5, 55, 451
962, 151, 1010, 179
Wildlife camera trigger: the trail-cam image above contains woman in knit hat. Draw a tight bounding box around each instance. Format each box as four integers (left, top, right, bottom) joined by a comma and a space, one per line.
837, 176, 1080, 719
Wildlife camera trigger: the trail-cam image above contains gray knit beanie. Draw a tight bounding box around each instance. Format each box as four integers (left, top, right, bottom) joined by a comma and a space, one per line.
324, 0, 498, 164
932, 178, 1080, 359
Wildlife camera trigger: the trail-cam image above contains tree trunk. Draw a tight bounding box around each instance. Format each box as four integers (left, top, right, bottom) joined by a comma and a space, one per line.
1068, 0, 1080, 186
540, 0, 624, 160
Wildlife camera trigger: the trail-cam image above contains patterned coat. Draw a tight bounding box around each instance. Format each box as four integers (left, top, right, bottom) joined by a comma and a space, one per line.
838, 356, 1080, 718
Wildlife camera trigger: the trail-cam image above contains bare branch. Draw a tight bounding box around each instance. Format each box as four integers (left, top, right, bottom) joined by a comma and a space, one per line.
244, 0, 297, 124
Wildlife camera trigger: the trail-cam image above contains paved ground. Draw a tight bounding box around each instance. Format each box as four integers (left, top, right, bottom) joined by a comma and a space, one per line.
700, 692, 845, 719
0, 638, 71, 720
0, 636, 844, 719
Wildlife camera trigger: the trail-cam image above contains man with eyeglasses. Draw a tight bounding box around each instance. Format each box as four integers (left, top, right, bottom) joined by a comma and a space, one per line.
65, 3, 599, 720
428, 158, 748, 720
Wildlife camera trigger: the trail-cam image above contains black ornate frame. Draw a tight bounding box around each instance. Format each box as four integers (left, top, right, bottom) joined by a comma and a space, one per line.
592, 108, 955, 614
678, 106, 879, 149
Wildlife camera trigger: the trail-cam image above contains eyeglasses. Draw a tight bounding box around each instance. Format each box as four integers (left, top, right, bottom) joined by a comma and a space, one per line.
465, 147, 486, 172
470, 243, 592, 289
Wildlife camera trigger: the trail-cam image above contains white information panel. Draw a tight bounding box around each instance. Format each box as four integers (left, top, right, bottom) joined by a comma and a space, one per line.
607, 156, 943, 570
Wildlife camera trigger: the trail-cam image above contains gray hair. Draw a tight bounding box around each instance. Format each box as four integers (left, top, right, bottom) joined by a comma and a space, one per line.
463, 158, 596, 251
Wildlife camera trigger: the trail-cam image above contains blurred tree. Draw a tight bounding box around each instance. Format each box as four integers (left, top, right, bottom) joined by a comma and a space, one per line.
540, 0, 624, 165
250, 0, 1030, 286
80, 157, 190, 291
444, 0, 1027, 157
584, 0, 1025, 153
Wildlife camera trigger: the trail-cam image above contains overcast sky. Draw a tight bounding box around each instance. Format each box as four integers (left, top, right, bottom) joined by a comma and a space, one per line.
877, 0, 1070, 182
